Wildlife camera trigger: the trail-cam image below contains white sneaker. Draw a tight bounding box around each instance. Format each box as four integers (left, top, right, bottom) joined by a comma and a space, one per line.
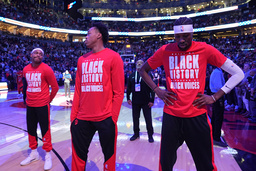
44, 152, 52, 170
20, 149, 39, 166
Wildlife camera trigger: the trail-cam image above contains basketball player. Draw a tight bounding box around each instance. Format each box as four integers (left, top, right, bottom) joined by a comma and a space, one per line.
139, 17, 244, 171
16, 68, 23, 96
20, 48, 59, 170
70, 23, 124, 171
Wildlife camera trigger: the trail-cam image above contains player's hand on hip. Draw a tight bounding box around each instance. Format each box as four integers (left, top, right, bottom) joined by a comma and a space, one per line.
193, 93, 214, 108
155, 88, 177, 106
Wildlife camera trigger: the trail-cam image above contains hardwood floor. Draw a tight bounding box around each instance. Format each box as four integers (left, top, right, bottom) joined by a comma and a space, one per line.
0, 90, 244, 171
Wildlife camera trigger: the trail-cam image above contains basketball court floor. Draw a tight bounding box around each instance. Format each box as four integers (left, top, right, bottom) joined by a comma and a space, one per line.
0, 87, 256, 171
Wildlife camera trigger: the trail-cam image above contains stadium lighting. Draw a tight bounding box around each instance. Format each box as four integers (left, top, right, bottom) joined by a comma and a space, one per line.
1, 16, 255, 36
1, 6, 255, 37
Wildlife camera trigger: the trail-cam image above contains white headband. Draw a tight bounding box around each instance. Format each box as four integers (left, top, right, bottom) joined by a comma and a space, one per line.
174, 25, 193, 34
31, 48, 44, 55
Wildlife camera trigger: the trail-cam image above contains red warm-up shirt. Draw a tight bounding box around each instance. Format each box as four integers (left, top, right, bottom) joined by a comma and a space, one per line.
23, 62, 59, 107
71, 48, 124, 123
17, 70, 23, 91
148, 41, 227, 118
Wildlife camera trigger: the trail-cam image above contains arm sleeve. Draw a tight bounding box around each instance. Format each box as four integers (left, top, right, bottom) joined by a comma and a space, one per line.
111, 55, 125, 123
70, 59, 82, 122
220, 58, 244, 94
147, 46, 164, 69
45, 68, 59, 102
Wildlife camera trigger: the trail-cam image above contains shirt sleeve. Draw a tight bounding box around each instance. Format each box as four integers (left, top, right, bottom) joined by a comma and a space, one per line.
111, 54, 125, 123
147, 45, 165, 69
206, 44, 227, 67
70, 58, 82, 122
45, 66, 59, 102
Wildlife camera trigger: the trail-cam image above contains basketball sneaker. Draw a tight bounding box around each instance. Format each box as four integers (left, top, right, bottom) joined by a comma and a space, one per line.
44, 152, 52, 170
20, 149, 39, 166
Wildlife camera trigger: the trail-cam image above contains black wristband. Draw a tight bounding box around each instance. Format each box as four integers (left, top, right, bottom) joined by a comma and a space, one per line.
153, 86, 158, 91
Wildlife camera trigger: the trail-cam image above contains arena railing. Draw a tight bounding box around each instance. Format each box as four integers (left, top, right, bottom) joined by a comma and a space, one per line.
0, 15, 255, 37
81, 0, 246, 10
91, 6, 239, 22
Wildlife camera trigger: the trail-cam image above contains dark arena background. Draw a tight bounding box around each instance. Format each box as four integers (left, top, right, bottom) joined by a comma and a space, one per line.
0, 0, 256, 171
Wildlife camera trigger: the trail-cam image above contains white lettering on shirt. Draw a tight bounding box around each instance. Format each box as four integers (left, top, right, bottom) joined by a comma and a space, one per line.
81, 60, 104, 92
169, 54, 200, 90
26, 72, 42, 92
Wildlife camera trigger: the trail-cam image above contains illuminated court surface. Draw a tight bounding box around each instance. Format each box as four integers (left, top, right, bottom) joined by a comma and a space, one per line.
0, 88, 251, 171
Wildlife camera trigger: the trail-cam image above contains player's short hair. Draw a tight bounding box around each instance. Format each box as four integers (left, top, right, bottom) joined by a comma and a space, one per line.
93, 22, 109, 45
174, 17, 193, 26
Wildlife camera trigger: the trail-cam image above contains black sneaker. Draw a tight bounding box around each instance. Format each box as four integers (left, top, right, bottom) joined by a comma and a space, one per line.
130, 134, 139, 141
213, 140, 228, 147
148, 136, 154, 143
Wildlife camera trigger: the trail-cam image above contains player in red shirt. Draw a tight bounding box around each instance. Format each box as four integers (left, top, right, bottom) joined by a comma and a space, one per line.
16, 69, 23, 95
70, 23, 124, 171
20, 48, 59, 170
140, 17, 244, 171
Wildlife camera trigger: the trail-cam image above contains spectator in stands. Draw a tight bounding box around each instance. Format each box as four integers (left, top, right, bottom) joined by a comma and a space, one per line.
6, 70, 14, 90
239, 63, 251, 117
248, 69, 256, 122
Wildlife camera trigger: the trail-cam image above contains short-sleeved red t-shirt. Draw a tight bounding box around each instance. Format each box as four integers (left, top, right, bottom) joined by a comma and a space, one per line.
148, 41, 227, 118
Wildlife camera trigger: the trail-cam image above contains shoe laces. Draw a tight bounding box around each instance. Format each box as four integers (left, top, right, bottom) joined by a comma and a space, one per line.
45, 153, 51, 160
30, 151, 38, 158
